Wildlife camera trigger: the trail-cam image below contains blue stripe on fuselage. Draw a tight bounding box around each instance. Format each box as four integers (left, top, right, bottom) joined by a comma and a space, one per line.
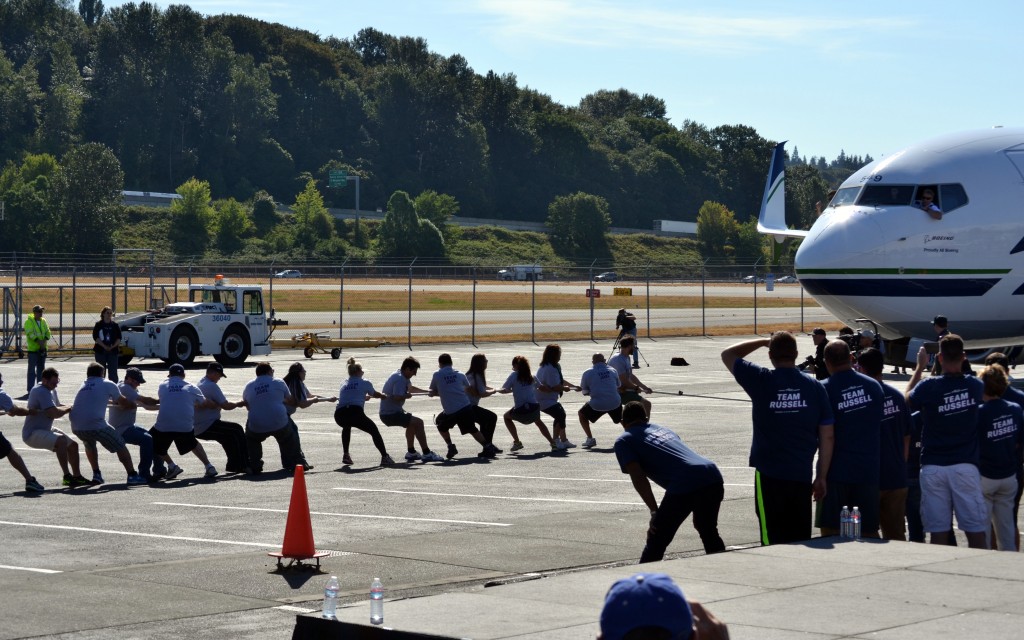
800, 278, 1000, 297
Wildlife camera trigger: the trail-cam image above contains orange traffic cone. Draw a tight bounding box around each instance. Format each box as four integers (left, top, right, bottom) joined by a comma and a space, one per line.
269, 465, 328, 569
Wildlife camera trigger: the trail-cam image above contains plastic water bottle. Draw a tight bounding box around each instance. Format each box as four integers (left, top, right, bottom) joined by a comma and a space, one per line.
852, 506, 862, 540
370, 577, 384, 625
840, 506, 850, 538
322, 575, 339, 619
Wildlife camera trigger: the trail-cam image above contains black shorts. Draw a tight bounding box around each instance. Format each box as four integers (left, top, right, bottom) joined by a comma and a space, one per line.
380, 411, 414, 428
579, 403, 622, 424
0, 432, 10, 459
149, 427, 199, 456
508, 403, 540, 424
540, 403, 567, 426
437, 406, 480, 435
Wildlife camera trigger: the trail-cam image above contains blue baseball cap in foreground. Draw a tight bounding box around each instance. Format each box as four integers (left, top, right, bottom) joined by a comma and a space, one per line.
600, 573, 693, 640
168, 363, 185, 377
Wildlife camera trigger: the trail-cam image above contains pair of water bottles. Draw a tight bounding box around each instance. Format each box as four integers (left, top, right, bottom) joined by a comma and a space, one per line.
840, 505, 861, 539
322, 576, 385, 625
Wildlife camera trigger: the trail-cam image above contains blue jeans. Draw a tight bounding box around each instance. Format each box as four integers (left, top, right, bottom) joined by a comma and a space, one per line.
27, 350, 46, 393
626, 327, 639, 367
121, 425, 154, 479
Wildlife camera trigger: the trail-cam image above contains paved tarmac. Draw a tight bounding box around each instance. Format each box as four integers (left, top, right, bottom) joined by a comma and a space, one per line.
0, 334, 1017, 639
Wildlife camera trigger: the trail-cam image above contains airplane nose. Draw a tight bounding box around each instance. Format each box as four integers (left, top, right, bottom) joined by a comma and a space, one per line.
795, 209, 886, 273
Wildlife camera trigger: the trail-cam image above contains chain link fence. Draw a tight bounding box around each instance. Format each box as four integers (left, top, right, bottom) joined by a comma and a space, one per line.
0, 254, 832, 357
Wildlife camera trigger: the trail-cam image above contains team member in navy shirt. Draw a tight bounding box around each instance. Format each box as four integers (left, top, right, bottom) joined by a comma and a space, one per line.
857, 348, 911, 540
722, 332, 835, 545
820, 341, 884, 537
984, 352, 1024, 550
976, 365, 1022, 551
614, 401, 725, 562
906, 334, 987, 548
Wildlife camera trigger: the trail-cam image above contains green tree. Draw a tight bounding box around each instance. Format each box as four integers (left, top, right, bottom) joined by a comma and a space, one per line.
785, 163, 830, 231
0, 154, 59, 252
251, 190, 280, 234
291, 179, 334, 253
545, 192, 611, 259
413, 189, 459, 230
732, 218, 767, 261
169, 177, 213, 256
212, 198, 253, 254
696, 201, 737, 258
377, 189, 444, 258
78, 0, 104, 26
51, 142, 124, 254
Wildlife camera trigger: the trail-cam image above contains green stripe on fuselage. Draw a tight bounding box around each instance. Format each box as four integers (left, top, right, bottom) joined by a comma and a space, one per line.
795, 268, 1011, 275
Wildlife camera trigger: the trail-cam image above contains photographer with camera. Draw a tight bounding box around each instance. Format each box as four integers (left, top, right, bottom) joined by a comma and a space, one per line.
616, 308, 640, 369
798, 328, 830, 380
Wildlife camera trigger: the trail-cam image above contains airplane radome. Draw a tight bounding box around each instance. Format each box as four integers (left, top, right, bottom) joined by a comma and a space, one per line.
759, 127, 1024, 354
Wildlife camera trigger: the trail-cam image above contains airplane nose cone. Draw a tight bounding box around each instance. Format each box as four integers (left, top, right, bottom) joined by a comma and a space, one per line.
795, 209, 886, 273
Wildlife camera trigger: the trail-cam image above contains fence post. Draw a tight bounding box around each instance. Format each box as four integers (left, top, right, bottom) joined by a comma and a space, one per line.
753, 258, 761, 334
800, 284, 805, 333
58, 286, 63, 349
407, 258, 416, 350
123, 266, 129, 315
72, 266, 77, 350
111, 250, 117, 311
339, 260, 347, 340
589, 259, 597, 342
471, 266, 477, 348
645, 263, 651, 340
701, 259, 707, 337
531, 264, 537, 345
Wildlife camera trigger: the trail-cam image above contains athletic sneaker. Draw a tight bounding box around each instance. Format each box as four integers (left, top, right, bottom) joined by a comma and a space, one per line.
582, 437, 597, 449
489, 443, 503, 454
91, 471, 105, 485
204, 465, 218, 478
561, 440, 577, 449
632, 363, 641, 369
380, 454, 395, 466
405, 451, 422, 462
446, 444, 458, 459
342, 453, 354, 465
63, 473, 89, 487
478, 447, 496, 459
551, 442, 560, 452
165, 464, 184, 480
151, 467, 167, 481
510, 440, 524, 452
126, 473, 147, 485
421, 451, 445, 462
25, 477, 44, 492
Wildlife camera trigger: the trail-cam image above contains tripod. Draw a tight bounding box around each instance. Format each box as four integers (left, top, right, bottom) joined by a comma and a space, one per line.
610, 331, 650, 367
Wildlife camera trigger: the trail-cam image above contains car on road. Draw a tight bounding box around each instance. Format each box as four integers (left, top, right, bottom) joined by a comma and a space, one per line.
775, 275, 798, 284
594, 271, 618, 282
274, 269, 302, 279
741, 275, 764, 283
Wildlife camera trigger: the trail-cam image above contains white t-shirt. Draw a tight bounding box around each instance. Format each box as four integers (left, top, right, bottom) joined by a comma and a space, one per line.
429, 366, 471, 414
465, 371, 487, 407
69, 377, 121, 431
502, 371, 539, 409
243, 375, 290, 433
153, 377, 206, 433
195, 376, 228, 435
108, 382, 140, 434
379, 371, 409, 415
581, 363, 621, 412
337, 377, 376, 408
23, 384, 58, 441
535, 363, 563, 410
0, 388, 14, 413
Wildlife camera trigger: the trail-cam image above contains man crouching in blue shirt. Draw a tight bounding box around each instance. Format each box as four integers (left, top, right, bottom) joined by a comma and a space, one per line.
614, 401, 726, 562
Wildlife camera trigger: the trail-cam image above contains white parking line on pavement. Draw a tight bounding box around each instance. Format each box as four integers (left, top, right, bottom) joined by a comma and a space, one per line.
153, 502, 512, 527
333, 487, 641, 505
0, 520, 277, 548
0, 564, 62, 574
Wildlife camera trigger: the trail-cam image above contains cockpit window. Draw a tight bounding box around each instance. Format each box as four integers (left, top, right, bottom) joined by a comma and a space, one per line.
857, 185, 916, 207
938, 184, 968, 213
829, 187, 860, 208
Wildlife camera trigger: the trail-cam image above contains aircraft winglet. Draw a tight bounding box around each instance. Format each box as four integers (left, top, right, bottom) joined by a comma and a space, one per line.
757, 141, 808, 239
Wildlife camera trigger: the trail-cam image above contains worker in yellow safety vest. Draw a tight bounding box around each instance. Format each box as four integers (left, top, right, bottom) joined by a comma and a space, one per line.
23, 304, 51, 397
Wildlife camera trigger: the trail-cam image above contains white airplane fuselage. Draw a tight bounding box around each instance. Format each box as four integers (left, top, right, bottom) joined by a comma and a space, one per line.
793, 128, 1024, 347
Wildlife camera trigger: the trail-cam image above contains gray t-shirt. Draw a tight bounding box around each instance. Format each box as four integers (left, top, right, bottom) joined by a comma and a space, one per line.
0, 388, 13, 413
379, 371, 408, 415
581, 363, 621, 412
429, 367, 471, 414
23, 384, 59, 441
108, 382, 140, 434
535, 364, 562, 410
70, 377, 121, 431
195, 376, 228, 435
243, 375, 290, 433
337, 377, 376, 408
502, 371, 538, 409
465, 371, 486, 407
153, 377, 206, 433
608, 353, 631, 382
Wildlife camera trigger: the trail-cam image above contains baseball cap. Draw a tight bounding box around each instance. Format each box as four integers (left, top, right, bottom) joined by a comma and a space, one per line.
859, 329, 876, 340
32, 304, 44, 312
168, 363, 186, 377
125, 367, 146, 383
600, 573, 693, 640
207, 362, 226, 377
812, 327, 826, 336
933, 315, 948, 325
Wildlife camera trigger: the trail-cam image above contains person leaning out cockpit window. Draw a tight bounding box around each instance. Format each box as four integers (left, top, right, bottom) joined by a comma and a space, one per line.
915, 188, 942, 220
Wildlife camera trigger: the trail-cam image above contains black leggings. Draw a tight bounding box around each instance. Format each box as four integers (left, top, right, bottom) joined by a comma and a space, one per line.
335, 406, 387, 455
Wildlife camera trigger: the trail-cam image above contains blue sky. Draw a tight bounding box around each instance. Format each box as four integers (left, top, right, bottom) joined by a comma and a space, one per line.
111, 0, 1023, 161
